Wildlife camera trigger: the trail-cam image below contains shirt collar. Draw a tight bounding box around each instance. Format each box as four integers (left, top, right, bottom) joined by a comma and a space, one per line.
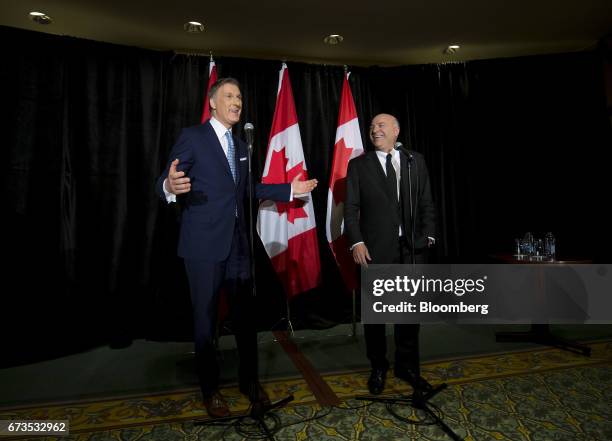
209, 116, 232, 141
375, 148, 399, 161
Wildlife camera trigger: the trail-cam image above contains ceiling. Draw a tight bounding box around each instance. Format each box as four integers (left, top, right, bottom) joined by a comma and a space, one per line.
1, 0, 611, 66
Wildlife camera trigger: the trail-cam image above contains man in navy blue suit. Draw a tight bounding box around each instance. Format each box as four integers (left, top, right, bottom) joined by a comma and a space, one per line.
156, 78, 317, 417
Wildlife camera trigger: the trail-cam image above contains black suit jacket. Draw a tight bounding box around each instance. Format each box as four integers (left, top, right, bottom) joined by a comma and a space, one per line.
344, 149, 436, 264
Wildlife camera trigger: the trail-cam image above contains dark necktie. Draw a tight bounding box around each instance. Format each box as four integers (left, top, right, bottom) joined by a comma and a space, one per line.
386, 153, 398, 202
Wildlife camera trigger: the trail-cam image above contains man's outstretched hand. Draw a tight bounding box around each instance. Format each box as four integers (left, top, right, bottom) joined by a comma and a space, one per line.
165, 159, 191, 195
291, 173, 318, 195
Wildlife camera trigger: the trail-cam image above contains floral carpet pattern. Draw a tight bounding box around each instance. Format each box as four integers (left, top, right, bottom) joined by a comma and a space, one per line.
1, 341, 611, 440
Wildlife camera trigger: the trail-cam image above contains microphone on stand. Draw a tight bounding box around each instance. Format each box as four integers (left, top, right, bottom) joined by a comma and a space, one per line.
244, 122, 254, 149
394, 141, 413, 162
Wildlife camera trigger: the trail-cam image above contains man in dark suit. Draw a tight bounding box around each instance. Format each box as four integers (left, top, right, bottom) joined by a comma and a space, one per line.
344, 113, 436, 394
156, 78, 317, 417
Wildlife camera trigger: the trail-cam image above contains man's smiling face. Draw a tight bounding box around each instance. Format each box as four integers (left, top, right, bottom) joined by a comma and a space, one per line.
369, 114, 399, 153
210, 83, 242, 128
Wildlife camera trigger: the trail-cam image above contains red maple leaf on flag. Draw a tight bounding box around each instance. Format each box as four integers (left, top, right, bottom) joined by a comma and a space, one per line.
261, 147, 308, 224
261, 147, 288, 185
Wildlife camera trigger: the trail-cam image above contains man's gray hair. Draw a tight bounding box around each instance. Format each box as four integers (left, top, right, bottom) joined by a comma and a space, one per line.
208, 77, 241, 99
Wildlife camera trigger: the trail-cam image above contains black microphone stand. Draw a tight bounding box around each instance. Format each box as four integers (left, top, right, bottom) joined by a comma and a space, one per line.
195, 395, 295, 441
395, 143, 417, 265
355, 374, 461, 441
245, 128, 257, 298
406, 150, 416, 266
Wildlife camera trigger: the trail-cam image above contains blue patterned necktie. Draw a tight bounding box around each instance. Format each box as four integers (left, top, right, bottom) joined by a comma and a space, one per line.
225, 130, 238, 184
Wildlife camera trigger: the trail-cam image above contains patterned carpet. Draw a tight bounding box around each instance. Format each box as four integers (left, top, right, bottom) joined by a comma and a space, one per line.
1, 341, 611, 440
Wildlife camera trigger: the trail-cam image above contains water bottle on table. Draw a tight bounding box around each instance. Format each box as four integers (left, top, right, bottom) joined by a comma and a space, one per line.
544, 232, 556, 261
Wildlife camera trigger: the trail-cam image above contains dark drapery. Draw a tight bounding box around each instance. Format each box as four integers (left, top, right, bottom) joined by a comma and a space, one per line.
2, 25, 610, 365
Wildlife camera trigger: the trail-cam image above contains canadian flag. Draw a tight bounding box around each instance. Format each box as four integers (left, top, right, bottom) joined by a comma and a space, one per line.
325, 72, 364, 291
257, 64, 321, 297
200, 58, 218, 123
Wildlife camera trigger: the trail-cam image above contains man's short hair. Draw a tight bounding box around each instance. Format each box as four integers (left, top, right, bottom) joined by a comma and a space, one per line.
371, 113, 400, 129
208, 77, 241, 100
391, 115, 400, 129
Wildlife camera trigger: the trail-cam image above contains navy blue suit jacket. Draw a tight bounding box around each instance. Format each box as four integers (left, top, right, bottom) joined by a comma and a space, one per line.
156, 121, 290, 261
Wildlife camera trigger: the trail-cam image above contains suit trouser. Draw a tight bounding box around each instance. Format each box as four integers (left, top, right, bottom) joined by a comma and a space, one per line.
364, 237, 425, 376
183, 224, 257, 398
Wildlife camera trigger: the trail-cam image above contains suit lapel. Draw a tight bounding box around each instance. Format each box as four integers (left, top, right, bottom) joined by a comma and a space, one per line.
367, 151, 392, 203
399, 151, 413, 218
233, 134, 245, 187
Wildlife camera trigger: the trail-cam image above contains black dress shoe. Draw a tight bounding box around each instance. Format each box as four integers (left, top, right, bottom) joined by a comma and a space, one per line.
367, 368, 387, 395
239, 381, 271, 406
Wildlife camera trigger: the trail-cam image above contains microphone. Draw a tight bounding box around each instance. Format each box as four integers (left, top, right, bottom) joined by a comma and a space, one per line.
244, 122, 254, 146
394, 141, 413, 162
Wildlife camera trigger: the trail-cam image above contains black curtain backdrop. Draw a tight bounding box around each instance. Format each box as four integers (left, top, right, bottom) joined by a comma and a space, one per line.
2, 25, 611, 365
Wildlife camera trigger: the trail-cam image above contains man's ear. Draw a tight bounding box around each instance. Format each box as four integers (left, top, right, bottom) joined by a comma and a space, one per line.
209, 97, 216, 111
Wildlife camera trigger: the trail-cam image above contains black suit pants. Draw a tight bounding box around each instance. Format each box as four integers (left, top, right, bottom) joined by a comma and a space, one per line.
364, 236, 425, 376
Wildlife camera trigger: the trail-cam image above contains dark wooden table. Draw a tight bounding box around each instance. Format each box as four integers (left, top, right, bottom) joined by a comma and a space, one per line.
490, 254, 592, 357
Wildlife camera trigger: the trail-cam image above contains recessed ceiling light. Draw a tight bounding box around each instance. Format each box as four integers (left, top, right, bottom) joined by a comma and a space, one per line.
324, 34, 344, 45
444, 45, 461, 54
184, 21, 205, 33
29, 11, 52, 25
